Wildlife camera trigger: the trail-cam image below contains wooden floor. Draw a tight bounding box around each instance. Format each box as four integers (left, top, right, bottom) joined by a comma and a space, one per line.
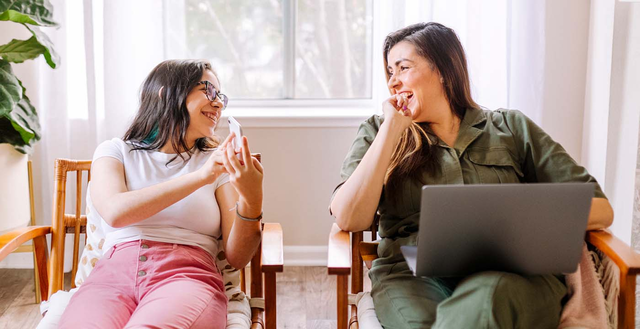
0, 267, 371, 329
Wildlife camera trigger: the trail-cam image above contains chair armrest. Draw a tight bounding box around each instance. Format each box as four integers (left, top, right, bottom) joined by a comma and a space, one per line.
328, 223, 351, 275
0, 226, 51, 261
586, 230, 640, 275
261, 223, 283, 272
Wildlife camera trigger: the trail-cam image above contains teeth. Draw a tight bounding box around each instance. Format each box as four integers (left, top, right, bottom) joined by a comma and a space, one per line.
203, 112, 217, 122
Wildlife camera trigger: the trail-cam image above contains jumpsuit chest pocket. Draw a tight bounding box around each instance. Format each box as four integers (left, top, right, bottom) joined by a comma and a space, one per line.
468, 148, 523, 184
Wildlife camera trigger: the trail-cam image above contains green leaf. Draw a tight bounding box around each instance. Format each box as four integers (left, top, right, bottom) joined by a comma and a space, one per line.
0, 59, 22, 117
0, 116, 30, 154
0, 73, 40, 154
0, 36, 47, 63
24, 24, 58, 68
7, 94, 40, 144
0, 0, 58, 27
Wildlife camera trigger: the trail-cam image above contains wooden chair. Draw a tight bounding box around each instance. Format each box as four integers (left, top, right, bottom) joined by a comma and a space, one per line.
328, 216, 640, 329
0, 156, 283, 329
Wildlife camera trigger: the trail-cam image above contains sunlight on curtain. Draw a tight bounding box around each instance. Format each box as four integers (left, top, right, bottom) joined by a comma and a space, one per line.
65, 2, 88, 120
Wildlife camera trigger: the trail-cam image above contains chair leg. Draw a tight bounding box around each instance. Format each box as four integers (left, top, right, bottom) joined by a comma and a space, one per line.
32, 246, 41, 304
337, 274, 349, 329
264, 272, 277, 329
250, 308, 265, 329
349, 305, 359, 329
619, 273, 636, 329
33, 234, 49, 302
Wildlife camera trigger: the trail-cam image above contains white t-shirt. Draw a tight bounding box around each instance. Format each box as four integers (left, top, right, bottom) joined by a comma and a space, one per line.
88, 138, 229, 257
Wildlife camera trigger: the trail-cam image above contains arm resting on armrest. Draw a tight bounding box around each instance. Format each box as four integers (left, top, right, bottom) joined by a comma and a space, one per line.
328, 223, 351, 275
261, 223, 283, 272
0, 226, 51, 261
586, 230, 640, 275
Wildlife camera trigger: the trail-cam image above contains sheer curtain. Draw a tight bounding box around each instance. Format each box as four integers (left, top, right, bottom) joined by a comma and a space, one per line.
25, 0, 591, 268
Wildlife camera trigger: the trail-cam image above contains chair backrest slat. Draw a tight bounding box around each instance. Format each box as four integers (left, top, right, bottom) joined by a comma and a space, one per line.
49, 159, 91, 297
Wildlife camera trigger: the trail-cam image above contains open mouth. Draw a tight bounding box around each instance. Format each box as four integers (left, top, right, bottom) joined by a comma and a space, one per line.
202, 112, 217, 124
401, 92, 414, 104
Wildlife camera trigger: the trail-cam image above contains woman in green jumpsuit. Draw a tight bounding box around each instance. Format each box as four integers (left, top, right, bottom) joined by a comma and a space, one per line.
329, 22, 614, 329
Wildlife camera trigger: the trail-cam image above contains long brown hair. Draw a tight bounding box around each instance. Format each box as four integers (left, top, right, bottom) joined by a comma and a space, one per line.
123, 59, 220, 165
382, 22, 479, 196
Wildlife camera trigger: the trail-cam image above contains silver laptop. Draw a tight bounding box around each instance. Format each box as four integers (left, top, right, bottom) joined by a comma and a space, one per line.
400, 183, 594, 277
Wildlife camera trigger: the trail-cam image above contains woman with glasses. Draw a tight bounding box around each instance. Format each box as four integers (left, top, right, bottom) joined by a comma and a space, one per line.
330, 23, 613, 328
59, 59, 263, 329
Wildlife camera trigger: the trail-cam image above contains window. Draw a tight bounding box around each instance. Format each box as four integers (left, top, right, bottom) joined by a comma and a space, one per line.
164, 0, 373, 102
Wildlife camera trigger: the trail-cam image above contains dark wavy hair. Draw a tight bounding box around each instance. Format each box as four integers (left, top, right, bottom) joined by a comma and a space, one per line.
123, 59, 220, 165
382, 22, 480, 196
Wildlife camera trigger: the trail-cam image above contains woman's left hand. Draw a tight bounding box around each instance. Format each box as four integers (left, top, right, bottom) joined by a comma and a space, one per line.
222, 134, 264, 213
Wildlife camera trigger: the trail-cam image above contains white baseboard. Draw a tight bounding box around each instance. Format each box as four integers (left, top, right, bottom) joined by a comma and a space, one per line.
1, 245, 330, 269
0, 253, 34, 269
283, 245, 328, 266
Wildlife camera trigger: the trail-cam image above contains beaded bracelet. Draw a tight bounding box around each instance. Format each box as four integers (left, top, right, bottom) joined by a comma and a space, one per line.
235, 202, 263, 221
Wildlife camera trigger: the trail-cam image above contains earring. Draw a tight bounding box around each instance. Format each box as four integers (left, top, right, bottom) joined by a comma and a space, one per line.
440, 77, 444, 84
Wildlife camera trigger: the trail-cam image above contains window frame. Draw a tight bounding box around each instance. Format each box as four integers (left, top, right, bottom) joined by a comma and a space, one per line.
162, 0, 379, 116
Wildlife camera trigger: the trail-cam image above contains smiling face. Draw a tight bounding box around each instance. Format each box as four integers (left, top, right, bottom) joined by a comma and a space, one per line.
184, 69, 224, 147
386, 41, 446, 123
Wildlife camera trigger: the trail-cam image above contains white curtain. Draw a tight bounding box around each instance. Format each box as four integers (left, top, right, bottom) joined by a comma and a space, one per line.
20, 0, 590, 265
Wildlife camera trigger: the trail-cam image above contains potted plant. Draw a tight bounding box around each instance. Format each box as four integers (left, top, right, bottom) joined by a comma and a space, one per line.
0, 0, 59, 154
0, 0, 58, 233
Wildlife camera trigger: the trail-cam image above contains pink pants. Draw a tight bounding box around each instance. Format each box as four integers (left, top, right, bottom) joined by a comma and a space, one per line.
59, 240, 227, 329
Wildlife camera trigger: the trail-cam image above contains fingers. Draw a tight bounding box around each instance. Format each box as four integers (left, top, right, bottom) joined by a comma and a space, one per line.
395, 94, 411, 116
395, 94, 403, 109
221, 145, 236, 175
252, 157, 264, 174
240, 136, 253, 169
226, 141, 242, 172
221, 132, 235, 149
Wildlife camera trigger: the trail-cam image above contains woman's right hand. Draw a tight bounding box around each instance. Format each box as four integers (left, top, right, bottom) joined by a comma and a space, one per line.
199, 134, 234, 184
221, 134, 263, 211
382, 94, 413, 133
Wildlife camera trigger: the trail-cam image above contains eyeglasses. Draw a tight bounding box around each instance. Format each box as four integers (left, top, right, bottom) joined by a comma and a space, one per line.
198, 81, 228, 109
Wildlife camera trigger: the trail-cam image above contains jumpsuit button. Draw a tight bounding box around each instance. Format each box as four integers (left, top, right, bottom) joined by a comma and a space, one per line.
141, 244, 149, 249
139, 255, 147, 261
138, 270, 146, 276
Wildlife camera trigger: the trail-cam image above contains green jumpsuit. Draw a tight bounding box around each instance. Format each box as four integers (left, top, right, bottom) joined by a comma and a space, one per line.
332, 108, 606, 329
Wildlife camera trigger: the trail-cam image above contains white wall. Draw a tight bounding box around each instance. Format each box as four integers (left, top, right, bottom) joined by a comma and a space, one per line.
215, 117, 363, 264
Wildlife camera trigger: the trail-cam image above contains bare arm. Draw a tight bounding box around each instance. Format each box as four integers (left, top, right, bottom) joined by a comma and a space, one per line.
91, 136, 232, 228
330, 96, 412, 232
90, 157, 216, 228
587, 197, 614, 231
217, 183, 262, 269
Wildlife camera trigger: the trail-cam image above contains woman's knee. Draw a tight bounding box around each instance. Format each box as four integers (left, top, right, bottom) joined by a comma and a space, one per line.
371, 276, 447, 329
439, 271, 565, 328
